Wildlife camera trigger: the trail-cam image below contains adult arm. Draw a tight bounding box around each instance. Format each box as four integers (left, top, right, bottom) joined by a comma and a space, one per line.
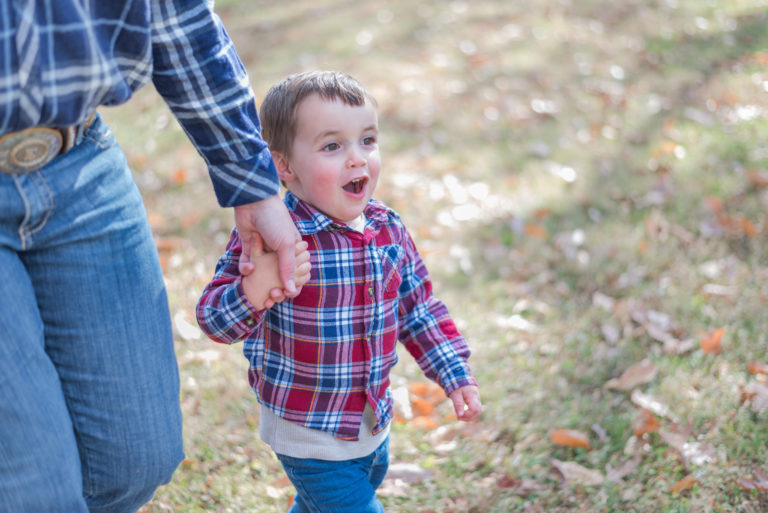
149, 0, 301, 287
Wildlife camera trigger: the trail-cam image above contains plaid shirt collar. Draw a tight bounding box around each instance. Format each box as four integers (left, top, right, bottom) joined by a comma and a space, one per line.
283, 190, 395, 238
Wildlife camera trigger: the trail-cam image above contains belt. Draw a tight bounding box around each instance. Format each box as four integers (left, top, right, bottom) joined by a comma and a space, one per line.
0, 114, 95, 174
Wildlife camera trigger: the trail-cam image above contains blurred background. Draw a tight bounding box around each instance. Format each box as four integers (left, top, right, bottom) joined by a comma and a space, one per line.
109, 1, 768, 511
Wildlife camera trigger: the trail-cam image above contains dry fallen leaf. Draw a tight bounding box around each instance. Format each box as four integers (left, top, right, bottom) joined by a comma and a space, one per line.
734, 467, 768, 492
524, 222, 548, 240
631, 389, 675, 421
743, 380, 768, 413
700, 327, 726, 354
551, 459, 604, 486
632, 408, 661, 437
659, 425, 717, 468
670, 474, 697, 493
605, 456, 640, 483
748, 361, 768, 375
550, 429, 591, 449
410, 416, 440, 431
605, 360, 658, 391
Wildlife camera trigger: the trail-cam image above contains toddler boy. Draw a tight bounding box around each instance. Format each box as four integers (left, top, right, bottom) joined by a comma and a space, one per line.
196, 70, 481, 513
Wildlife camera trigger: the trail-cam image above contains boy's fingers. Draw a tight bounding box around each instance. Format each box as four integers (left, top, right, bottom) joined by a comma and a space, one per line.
276, 243, 297, 296
251, 232, 265, 257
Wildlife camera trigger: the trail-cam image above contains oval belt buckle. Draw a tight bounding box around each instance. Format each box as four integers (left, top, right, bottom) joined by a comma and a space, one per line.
0, 128, 63, 174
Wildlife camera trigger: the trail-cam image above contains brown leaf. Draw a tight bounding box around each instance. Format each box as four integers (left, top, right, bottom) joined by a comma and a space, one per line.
605, 360, 658, 391
524, 222, 548, 240
734, 467, 768, 492
670, 474, 697, 493
747, 169, 768, 188
550, 429, 591, 449
748, 361, 768, 375
605, 456, 640, 483
411, 397, 435, 416
497, 474, 520, 489
659, 424, 717, 468
632, 408, 661, 437
700, 327, 725, 354
743, 380, 768, 413
551, 459, 604, 486
410, 416, 440, 430
739, 217, 758, 238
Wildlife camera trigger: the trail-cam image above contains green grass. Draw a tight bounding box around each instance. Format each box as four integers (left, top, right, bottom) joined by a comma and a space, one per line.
97, 1, 768, 511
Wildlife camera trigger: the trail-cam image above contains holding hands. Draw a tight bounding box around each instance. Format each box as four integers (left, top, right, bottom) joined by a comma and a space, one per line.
241, 238, 311, 310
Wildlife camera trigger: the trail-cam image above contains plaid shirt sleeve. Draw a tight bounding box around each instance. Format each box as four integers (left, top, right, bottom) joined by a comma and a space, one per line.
396, 231, 477, 396
150, 0, 280, 207
196, 229, 264, 344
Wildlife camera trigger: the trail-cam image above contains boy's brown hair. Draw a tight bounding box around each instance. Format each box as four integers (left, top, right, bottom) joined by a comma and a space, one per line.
259, 70, 377, 158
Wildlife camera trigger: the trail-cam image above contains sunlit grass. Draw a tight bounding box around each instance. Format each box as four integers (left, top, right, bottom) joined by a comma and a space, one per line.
105, 1, 768, 512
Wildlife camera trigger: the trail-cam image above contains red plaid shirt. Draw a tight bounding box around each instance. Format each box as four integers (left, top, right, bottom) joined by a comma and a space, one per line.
196, 191, 476, 440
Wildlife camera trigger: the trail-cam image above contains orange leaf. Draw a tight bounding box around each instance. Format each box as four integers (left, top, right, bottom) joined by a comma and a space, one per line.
700, 327, 725, 354
411, 397, 435, 416
409, 381, 430, 397
632, 408, 661, 437
411, 416, 439, 430
748, 361, 768, 375
652, 140, 679, 158
704, 196, 724, 214
670, 474, 697, 493
524, 222, 548, 240
550, 429, 591, 449
172, 168, 187, 185
754, 52, 768, 66
739, 217, 758, 238
747, 169, 768, 188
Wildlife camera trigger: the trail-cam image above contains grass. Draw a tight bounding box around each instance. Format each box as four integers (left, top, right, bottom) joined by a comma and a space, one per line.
96, 0, 768, 511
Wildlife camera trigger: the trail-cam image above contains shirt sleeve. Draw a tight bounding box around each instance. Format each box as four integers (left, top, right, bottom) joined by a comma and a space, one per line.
149, 0, 280, 207
396, 231, 478, 396
196, 229, 265, 344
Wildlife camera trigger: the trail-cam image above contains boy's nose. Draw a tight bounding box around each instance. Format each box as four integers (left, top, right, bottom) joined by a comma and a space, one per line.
346, 148, 367, 168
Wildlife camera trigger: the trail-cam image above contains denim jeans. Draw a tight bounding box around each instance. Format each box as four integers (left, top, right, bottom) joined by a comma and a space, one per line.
276, 436, 389, 513
0, 115, 184, 512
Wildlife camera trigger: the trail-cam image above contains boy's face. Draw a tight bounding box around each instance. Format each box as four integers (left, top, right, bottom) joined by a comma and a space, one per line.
278, 94, 380, 224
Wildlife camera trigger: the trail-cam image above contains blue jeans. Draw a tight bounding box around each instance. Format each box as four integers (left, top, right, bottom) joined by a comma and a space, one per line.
0, 116, 184, 512
276, 437, 389, 513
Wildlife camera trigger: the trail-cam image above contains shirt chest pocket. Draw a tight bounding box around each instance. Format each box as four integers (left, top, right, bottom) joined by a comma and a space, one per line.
377, 244, 404, 300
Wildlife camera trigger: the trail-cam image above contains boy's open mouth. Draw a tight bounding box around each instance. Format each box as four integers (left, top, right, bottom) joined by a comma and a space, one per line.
342, 177, 367, 194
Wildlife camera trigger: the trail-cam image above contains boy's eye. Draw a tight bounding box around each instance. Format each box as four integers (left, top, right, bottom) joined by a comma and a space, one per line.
362, 136, 377, 145
322, 142, 340, 151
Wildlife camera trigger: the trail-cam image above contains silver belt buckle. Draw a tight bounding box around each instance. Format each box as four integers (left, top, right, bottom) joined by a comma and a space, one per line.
0, 127, 63, 174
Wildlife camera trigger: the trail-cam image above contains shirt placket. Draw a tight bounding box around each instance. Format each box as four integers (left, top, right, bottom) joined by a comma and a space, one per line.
361, 236, 382, 408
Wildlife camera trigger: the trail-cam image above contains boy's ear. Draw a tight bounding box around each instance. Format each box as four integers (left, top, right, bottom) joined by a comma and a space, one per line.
272, 151, 295, 182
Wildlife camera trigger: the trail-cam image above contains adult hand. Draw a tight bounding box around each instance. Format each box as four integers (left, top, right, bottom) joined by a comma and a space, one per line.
234, 195, 302, 295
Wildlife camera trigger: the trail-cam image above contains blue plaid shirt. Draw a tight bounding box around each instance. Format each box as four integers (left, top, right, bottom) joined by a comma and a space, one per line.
0, 0, 279, 206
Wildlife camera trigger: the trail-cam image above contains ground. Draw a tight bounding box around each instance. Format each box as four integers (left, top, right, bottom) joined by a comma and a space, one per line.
102, 1, 768, 511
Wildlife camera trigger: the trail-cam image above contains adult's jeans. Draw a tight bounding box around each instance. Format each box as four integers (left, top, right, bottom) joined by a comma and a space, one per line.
0, 115, 184, 512
276, 436, 389, 513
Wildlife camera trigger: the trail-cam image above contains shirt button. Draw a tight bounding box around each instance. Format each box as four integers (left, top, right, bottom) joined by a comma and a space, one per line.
368, 286, 374, 297
245, 318, 255, 327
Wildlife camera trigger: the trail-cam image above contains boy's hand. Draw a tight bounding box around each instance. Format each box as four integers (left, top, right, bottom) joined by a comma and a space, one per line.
242, 240, 310, 310
234, 195, 302, 296
262, 241, 311, 308
448, 385, 483, 422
